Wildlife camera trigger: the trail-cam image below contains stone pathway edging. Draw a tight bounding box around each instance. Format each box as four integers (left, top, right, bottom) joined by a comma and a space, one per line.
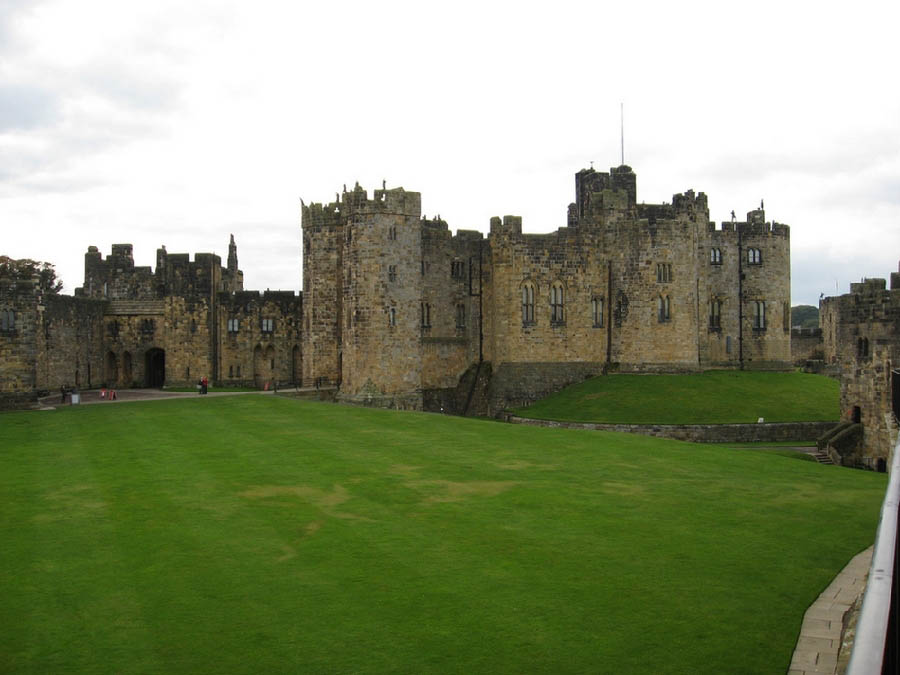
789, 546, 872, 674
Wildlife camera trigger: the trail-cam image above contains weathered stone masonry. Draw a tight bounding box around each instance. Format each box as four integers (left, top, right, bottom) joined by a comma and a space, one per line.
2, 164, 793, 414
0, 236, 301, 397
819, 266, 900, 468
301, 165, 792, 414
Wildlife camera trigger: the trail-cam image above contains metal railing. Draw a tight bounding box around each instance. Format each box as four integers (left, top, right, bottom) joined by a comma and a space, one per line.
847, 433, 900, 674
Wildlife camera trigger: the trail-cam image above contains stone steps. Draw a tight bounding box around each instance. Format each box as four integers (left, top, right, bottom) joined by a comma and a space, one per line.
811, 450, 835, 465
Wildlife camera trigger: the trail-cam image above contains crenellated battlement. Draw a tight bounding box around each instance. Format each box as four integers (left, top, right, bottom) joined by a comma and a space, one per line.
489, 215, 523, 237
76, 240, 243, 300
301, 201, 345, 229
708, 217, 790, 238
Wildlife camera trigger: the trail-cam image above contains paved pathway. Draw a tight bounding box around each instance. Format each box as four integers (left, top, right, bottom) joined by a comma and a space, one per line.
38, 387, 279, 408
789, 546, 872, 674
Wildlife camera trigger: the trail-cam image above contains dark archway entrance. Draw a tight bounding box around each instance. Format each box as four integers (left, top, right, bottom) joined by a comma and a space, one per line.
145, 348, 165, 388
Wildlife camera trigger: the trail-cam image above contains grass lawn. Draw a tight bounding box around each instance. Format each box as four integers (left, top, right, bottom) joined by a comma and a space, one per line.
0, 396, 883, 673
513, 371, 840, 424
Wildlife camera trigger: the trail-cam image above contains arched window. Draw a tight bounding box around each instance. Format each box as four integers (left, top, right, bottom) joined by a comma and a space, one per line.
710, 248, 722, 265
420, 302, 431, 328
753, 301, 766, 329
657, 295, 671, 323
388, 307, 396, 327
1, 309, 15, 331
748, 248, 762, 265
709, 299, 722, 328
592, 297, 604, 327
521, 282, 535, 325
550, 282, 565, 323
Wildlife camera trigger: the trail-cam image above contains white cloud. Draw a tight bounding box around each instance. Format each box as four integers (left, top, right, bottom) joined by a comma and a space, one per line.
0, 0, 898, 308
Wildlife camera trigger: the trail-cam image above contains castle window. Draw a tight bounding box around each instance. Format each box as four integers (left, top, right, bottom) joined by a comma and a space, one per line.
657, 295, 671, 323
451, 261, 465, 279
753, 301, 766, 329
388, 225, 397, 241
229, 365, 233, 377
190, 319, 197, 334
456, 303, 466, 329
237, 365, 241, 377
389, 307, 396, 327
420, 302, 431, 329
710, 248, 722, 265
261, 318, 274, 333
107, 320, 120, 338
709, 299, 722, 329
748, 248, 762, 265
0, 309, 14, 332
550, 283, 565, 324
388, 265, 397, 282
857, 337, 869, 360
592, 297, 604, 327
140, 319, 155, 336
521, 283, 535, 325
656, 263, 672, 283
227, 318, 240, 333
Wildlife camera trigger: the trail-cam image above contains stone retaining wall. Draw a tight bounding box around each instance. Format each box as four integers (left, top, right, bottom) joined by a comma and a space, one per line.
504, 415, 837, 443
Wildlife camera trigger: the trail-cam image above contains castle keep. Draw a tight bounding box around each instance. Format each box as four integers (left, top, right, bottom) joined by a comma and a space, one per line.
302, 165, 791, 413
1, 164, 792, 412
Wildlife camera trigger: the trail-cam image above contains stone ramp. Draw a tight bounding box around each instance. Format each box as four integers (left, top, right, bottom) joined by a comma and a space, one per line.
789, 546, 872, 674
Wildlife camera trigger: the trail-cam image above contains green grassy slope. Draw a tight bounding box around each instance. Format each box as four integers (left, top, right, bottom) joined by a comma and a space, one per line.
0, 396, 881, 674
513, 371, 840, 424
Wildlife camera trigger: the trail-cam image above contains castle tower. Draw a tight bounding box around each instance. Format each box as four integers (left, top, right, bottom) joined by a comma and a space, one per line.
301, 195, 345, 387
339, 185, 424, 408
227, 234, 238, 273
223, 235, 243, 293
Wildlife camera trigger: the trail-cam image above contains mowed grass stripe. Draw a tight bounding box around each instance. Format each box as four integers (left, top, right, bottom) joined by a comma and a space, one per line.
0, 396, 884, 674
513, 370, 841, 424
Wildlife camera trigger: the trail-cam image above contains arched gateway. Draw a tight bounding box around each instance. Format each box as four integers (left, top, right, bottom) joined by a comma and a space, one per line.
145, 348, 165, 388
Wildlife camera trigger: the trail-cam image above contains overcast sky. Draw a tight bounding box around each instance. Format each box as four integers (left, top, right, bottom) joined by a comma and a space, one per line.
2, 0, 898, 307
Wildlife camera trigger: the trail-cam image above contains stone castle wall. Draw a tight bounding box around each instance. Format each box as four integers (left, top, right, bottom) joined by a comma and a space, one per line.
820, 271, 900, 467
300, 165, 793, 414
3, 165, 796, 415
791, 327, 824, 365
1, 238, 301, 403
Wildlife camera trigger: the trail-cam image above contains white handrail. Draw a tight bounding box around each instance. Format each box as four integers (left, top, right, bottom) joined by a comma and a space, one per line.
846, 435, 900, 674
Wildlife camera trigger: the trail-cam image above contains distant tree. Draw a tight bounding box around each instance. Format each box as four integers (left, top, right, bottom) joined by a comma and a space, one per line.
791, 305, 819, 329
0, 256, 63, 294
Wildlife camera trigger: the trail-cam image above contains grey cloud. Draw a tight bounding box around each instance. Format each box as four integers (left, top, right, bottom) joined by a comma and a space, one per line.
0, 83, 60, 131
700, 132, 900, 185
81, 63, 183, 112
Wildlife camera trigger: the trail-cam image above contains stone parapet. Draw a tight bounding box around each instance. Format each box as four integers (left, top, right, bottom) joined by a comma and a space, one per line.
504, 415, 838, 443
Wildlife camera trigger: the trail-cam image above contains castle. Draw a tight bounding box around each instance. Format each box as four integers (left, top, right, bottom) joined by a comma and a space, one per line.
0, 236, 302, 406
1, 164, 792, 413
302, 164, 791, 413
817, 266, 900, 469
